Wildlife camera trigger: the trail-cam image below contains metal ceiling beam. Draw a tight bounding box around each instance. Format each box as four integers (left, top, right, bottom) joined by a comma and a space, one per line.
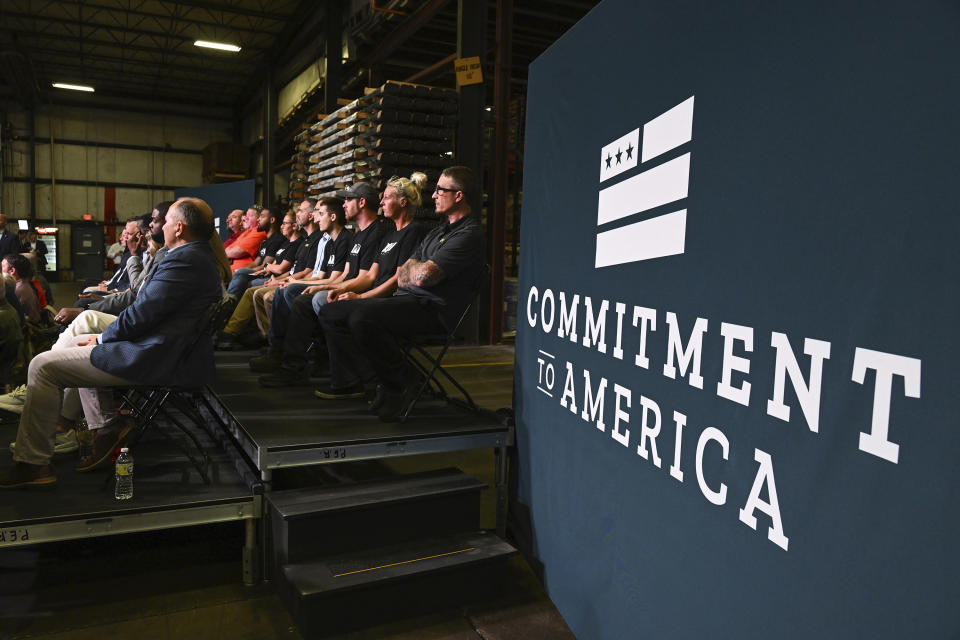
27, 47, 250, 79
363, 0, 452, 67
43, 67, 239, 96
154, 0, 296, 22
11, 28, 252, 66
404, 52, 456, 83
235, 0, 323, 115
2, 11, 269, 52
47, 0, 286, 37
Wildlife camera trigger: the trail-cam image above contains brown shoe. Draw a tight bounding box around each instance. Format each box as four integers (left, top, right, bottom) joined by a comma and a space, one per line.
0, 462, 57, 488
76, 422, 133, 472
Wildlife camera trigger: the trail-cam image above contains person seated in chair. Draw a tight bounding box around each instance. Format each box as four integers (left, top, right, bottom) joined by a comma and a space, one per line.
314, 166, 485, 421
226, 208, 283, 296
0, 197, 224, 488
249, 196, 360, 373
2, 253, 42, 324
221, 209, 244, 248
225, 207, 267, 271
217, 212, 303, 349
258, 174, 428, 388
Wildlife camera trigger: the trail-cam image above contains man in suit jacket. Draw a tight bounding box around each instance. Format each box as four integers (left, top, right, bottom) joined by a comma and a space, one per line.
0, 197, 223, 488
0, 214, 21, 257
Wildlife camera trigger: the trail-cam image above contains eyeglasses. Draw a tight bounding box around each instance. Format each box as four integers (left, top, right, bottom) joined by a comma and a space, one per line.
434, 185, 458, 194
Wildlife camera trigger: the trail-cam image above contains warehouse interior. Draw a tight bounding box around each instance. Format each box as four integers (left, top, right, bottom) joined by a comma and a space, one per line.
0, 0, 601, 637
1, 0, 601, 342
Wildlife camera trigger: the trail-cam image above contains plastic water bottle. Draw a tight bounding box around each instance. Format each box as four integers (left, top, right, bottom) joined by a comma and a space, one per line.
114, 448, 134, 500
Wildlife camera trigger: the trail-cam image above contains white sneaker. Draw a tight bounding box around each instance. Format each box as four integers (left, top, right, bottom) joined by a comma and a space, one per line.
0, 385, 27, 414
9, 429, 79, 455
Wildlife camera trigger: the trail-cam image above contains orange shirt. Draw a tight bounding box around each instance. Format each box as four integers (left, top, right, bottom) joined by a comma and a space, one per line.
230, 229, 267, 270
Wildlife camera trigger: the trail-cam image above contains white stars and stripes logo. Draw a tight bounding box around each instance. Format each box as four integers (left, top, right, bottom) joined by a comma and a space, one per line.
596, 96, 694, 268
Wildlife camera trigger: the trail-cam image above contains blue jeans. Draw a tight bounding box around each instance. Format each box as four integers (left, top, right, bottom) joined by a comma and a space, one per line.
227, 268, 262, 297
268, 283, 310, 342
311, 290, 332, 315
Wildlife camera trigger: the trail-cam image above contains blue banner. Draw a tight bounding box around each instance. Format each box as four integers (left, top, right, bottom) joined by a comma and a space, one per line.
515, 1, 960, 638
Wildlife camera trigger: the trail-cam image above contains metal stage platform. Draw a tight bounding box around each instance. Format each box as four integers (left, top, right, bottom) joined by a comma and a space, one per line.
0, 345, 514, 564
207, 347, 515, 532
0, 412, 262, 583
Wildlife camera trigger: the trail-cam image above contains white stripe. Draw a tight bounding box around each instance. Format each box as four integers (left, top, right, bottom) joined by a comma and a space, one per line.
641, 96, 694, 162
595, 209, 686, 268
599, 128, 640, 182
596, 153, 690, 226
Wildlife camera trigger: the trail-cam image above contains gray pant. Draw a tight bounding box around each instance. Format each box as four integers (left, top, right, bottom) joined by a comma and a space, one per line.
12, 339, 134, 466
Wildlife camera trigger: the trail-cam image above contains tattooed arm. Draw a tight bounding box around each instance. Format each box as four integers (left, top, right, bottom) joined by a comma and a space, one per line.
397, 258, 445, 288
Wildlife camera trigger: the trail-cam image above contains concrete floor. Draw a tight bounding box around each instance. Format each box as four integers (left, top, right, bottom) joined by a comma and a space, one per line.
0, 281, 574, 639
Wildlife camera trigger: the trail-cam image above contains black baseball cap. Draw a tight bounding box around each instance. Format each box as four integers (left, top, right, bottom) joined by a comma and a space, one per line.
334, 182, 379, 203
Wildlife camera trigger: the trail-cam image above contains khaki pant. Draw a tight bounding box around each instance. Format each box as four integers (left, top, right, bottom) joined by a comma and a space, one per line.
13, 338, 134, 465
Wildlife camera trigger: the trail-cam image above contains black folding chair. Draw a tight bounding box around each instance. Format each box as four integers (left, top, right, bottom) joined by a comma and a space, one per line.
116, 293, 238, 483
399, 264, 491, 422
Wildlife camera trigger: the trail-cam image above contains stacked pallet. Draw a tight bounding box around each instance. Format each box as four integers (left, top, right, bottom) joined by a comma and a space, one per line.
288, 120, 316, 202
307, 99, 372, 199
306, 81, 458, 206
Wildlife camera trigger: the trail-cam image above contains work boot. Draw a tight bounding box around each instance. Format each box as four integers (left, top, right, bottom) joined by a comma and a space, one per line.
76, 420, 133, 472
0, 462, 57, 488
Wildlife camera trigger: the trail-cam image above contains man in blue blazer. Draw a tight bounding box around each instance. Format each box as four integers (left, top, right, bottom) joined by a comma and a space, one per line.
0, 198, 223, 488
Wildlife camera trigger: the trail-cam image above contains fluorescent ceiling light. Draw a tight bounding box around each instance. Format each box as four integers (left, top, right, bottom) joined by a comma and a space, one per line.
52, 83, 94, 92
194, 40, 241, 52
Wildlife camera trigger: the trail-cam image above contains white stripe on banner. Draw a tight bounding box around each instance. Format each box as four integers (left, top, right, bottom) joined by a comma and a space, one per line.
596, 153, 690, 226
599, 128, 639, 182
641, 96, 695, 162
595, 209, 687, 268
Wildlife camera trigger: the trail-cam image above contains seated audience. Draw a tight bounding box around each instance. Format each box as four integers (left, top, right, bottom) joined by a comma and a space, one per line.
249, 196, 368, 372
258, 174, 428, 387
316, 166, 484, 421
227, 208, 284, 296
244, 199, 324, 344
0, 197, 224, 488
220, 200, 335, 349
225, 207, 267, 271
81, 217, 145, 296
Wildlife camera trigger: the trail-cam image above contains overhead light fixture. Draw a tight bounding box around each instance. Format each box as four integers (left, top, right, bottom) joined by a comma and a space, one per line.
194, 40, 241, 52
52, 82, 94, 92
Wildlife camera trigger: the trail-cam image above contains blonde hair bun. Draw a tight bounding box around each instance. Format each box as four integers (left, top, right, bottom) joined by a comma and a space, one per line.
409, 171, 428, 191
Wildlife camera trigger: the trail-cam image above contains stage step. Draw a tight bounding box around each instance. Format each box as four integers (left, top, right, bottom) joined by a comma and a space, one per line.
267, 467, 486, 566
280, 530, 516, 637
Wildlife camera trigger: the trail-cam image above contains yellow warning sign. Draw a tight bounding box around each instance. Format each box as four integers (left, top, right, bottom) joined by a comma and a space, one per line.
454, 56, 483, 86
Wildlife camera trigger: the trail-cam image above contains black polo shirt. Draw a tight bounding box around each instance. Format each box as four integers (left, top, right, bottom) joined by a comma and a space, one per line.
257, 232, 286, 263
343, 217, 392, 282
274, 236, 302, 270
372, 221, 428, 289
292, 229, 325, 273
399, 215, 485, 329
321, 229, 353, 276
